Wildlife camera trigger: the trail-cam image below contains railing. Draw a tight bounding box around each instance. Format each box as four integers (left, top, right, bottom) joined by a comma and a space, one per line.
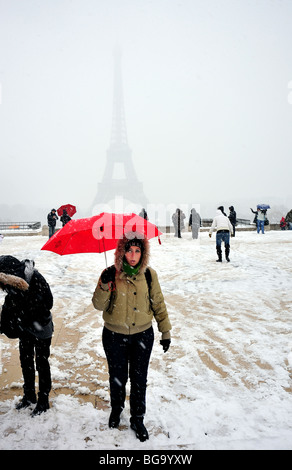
235, 218, 252, 225
0, 221, 41, 231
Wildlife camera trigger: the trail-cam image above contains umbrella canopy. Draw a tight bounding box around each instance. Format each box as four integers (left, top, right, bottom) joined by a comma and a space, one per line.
257, 204, 270, 210
41, 212, 162, 256
57, 204, 77, 217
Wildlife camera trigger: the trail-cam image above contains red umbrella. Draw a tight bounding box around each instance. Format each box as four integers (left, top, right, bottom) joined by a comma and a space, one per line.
41, 212, 162, 256
57, 204, 77, 217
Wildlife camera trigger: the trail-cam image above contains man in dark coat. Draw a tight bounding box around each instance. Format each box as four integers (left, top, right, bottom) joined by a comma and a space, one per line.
47, 208, 58, 238
139, 208, 148, 220
228, 206, 237, 237
0, 256, 53, 415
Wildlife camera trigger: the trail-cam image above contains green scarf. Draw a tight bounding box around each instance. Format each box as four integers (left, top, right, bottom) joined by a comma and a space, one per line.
123, 260, 141, 276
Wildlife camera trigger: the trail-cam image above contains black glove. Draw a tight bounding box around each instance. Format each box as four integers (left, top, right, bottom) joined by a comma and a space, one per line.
101, 265, 116, 284
160, 339, 171, 353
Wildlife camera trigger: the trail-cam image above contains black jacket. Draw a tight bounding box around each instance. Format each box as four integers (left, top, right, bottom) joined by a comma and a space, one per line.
47, 211, 58, 227
60, 211, 71, 227
228, 209, 237, 225
0, 256, 53, 339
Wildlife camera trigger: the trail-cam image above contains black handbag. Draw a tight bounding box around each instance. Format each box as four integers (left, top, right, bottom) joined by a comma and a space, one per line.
0, 307, 23, 339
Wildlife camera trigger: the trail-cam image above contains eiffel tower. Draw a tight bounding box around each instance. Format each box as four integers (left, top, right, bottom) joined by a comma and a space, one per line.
92, 47, 148, 213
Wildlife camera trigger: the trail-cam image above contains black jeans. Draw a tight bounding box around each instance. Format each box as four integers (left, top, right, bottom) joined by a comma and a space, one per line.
102, 326, 154, 418
19, 333, 52, 398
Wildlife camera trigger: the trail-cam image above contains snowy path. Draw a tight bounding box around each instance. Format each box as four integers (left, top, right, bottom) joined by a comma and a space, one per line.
0, 231, 292, 450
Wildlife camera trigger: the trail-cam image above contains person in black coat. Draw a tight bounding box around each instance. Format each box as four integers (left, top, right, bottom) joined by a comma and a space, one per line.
60, 209, 71, 227
0, 256, 53, 416
47, 208, 58, 238
139, 208, 148, 220
228, 206, 237, 237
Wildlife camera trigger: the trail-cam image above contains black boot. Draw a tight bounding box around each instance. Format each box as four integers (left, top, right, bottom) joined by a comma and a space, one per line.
130, 417, 149, 442
109, 407, 122, 428
225, 244, 230, 262
15, 393, 37, 411
31, 393, 50, 417
216, 246, 222, 262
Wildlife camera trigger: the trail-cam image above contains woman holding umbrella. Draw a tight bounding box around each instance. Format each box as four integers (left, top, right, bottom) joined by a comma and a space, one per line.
92, 234, 172, 442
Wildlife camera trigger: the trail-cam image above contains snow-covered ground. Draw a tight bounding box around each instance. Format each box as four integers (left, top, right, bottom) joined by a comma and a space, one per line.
0, 229, 292, 450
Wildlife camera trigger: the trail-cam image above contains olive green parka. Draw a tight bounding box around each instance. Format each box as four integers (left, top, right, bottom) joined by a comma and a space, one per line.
92, 235, 171, 339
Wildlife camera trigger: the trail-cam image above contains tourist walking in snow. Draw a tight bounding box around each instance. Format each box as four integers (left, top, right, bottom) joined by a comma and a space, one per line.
172, 208, 185, 238
47, 208, 58, 238
280, 217, 287, 230
228, 205, 237, 237
256, 208, 266, 234
209, 208, 233, 262
139, 208, 148, 220
189, 208, 201, 239
0, 256, 54, 416
92, 235, 171, 442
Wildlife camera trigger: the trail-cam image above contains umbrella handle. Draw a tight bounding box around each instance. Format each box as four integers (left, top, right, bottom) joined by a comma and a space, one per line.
99, 225, 108, 267
102, 237, 108, 267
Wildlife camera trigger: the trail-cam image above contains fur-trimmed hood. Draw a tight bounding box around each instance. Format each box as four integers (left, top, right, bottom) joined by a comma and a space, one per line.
0, 255, 33, 291
93, 235, 171, 337
114, 234, 150, 273
0, 272, 29, 291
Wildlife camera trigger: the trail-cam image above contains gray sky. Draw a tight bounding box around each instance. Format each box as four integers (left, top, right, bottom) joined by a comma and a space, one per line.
1, 0, 292, 218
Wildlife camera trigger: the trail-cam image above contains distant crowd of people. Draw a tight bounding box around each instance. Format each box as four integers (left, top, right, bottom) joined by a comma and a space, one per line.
171, 205, 237, 240
170, 205, 236, 262
46, 204, 292, 265
170, 204, 292, 263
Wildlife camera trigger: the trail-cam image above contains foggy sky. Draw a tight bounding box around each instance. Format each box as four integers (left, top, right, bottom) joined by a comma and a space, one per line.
1, 0, 292, 219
